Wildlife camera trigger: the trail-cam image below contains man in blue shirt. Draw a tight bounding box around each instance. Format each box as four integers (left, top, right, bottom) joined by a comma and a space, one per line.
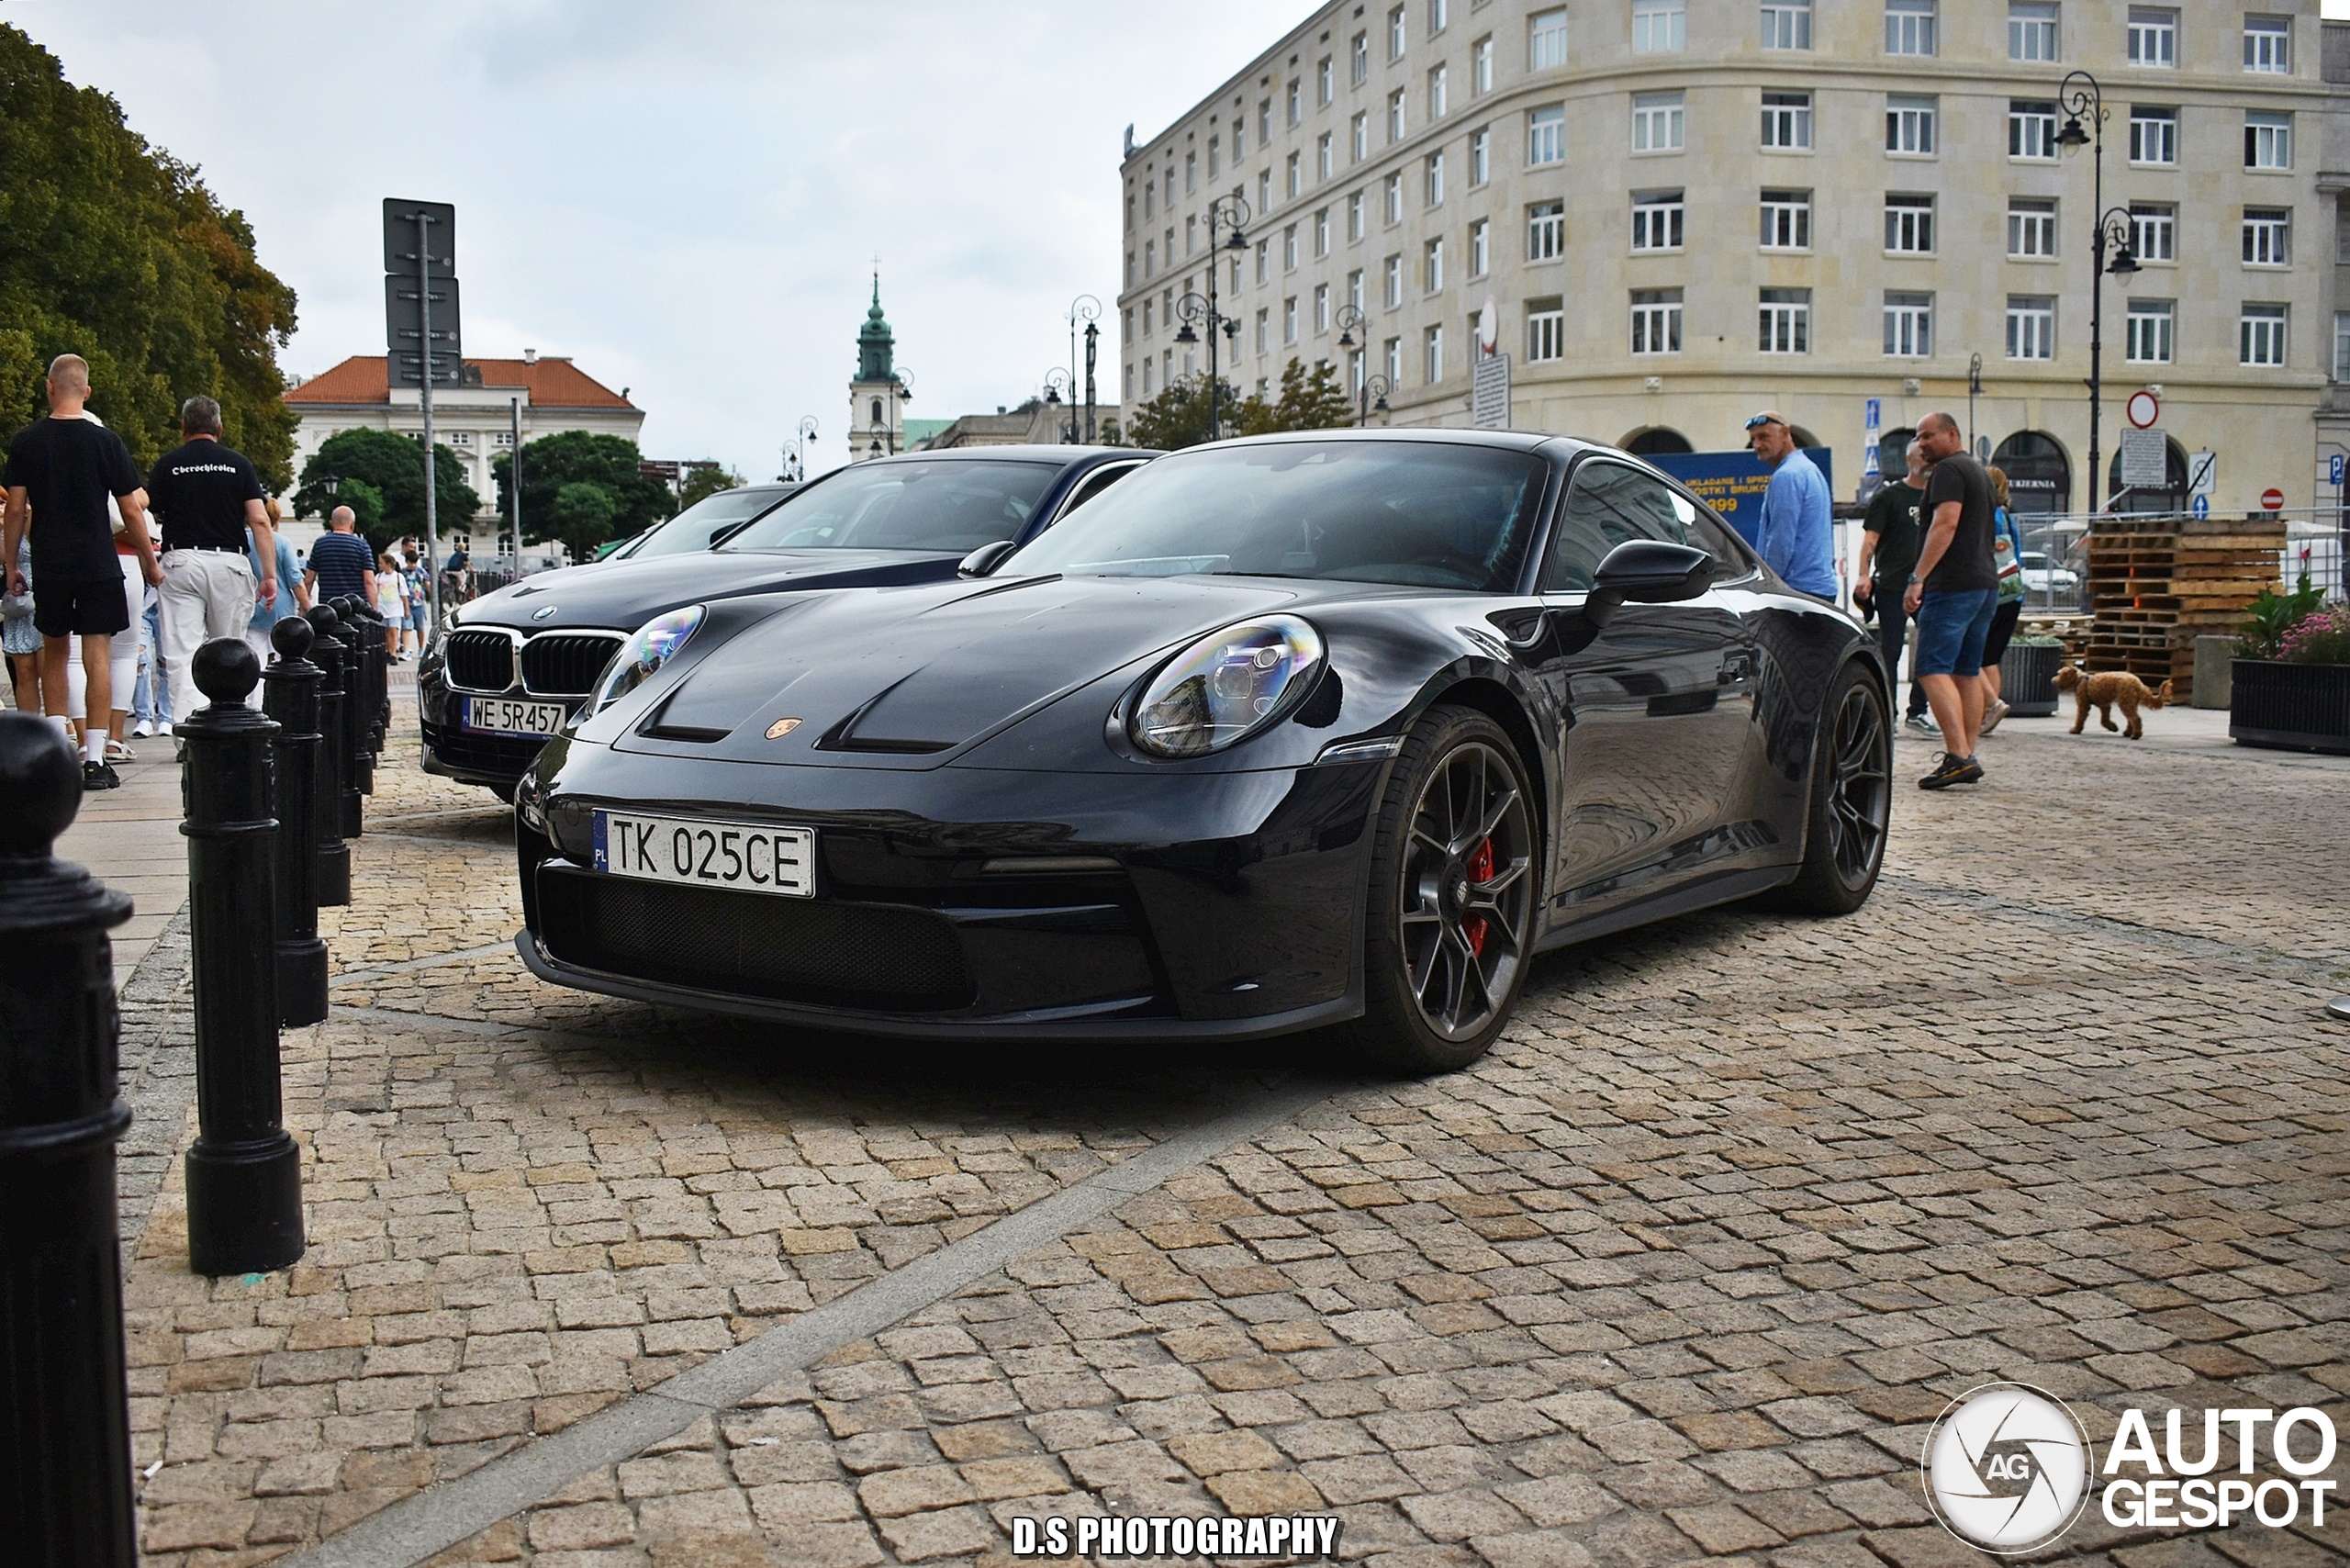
1746, 410, 1836, 599
304, 506, 375, 606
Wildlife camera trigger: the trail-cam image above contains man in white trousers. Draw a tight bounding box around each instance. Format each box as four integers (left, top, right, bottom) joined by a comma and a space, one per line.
147, 395, 276, 739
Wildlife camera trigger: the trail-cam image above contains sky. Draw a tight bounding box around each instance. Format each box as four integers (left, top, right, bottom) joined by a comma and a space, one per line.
6, 0, 1299, 479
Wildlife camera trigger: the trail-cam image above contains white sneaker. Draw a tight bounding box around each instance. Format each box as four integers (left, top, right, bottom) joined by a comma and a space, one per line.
131, 719, 154, 738
156, 720, 173, 736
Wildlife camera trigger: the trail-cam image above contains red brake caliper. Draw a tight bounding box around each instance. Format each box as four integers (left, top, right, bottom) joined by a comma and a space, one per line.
1462, 838, 1494, 957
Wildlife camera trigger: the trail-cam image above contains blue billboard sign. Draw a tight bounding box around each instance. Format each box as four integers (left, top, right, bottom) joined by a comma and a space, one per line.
1646, 449, 1835, 546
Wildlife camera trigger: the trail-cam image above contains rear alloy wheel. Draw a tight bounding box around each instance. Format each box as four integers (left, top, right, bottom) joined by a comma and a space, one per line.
1352, 706, 1538, 1073
1773, 661, 1891, 914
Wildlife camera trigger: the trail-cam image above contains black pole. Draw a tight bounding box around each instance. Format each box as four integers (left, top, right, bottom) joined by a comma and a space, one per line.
302, 605, 356, 887
1205, 233, 1221, 443
0, 712, 138, 1565
1084, 320, 1099, 442
180, 640, 304, 1277
330, 599, 367, 831
263, 617, 328, 1027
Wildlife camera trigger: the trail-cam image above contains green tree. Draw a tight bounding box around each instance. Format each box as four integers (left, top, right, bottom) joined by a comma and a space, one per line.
1237, 358, 1355, 434
336, 476, 385, 541
678, 462, 740, 510
292, 428, 478, 552
0, 26, 299, 483
1123, 374, 1242, 451
548, 482, 618, 563
489, 430, 674, 554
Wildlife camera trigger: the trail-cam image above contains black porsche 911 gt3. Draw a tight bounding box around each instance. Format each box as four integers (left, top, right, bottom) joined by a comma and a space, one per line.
512, 430, 1892, 1071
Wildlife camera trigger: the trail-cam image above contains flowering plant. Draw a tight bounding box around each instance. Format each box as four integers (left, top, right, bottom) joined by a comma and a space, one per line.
2278, 602, 2350, 666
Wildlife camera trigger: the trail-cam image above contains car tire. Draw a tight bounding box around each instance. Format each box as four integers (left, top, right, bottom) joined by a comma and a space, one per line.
1770, 660, 1892, 916
1348, 704, 1539, 1076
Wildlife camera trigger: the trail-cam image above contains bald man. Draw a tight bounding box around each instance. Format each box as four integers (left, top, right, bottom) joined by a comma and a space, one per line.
304, 505, 377, 609
1905, 411, 1999, 787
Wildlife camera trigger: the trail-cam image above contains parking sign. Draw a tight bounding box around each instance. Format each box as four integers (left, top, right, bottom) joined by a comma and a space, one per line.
2332, 453, 2344, 487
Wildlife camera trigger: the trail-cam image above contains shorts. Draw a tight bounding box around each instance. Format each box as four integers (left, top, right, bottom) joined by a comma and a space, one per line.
32, 573, 131, 638
1980, 599, 2023, 667
1913, 587, 1998, 678
408, 599, 430, 632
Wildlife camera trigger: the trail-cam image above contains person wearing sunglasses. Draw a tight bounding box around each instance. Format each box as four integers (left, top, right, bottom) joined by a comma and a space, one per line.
1744, 411, 1834, 599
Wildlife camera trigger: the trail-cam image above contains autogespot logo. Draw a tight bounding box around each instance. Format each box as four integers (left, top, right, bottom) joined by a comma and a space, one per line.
1922, 1383, 2095, 1553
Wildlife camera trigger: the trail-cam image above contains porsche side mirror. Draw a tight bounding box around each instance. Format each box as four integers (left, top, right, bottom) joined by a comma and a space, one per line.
1585, 540, 1713, 628
958, 540, 1018, 578
707, 518, 755, 547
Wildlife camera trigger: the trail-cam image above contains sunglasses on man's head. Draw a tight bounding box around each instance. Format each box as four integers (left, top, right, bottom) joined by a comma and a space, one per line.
1745, 415, 1782, 431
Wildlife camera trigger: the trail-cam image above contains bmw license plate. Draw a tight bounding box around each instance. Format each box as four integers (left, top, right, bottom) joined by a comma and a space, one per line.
593, 811, 815, 899
462, 695, 569, 737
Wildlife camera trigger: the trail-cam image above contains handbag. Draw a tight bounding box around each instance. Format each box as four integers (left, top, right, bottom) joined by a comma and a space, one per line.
1992, 509, 2025, 603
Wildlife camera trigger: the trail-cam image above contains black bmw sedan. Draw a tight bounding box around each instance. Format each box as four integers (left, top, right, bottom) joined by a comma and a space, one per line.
418, 445, 1151, 796
513, 431, 1892, 1071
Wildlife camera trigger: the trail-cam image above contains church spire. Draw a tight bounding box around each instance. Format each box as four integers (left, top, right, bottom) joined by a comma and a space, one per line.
856, 271, 897, 385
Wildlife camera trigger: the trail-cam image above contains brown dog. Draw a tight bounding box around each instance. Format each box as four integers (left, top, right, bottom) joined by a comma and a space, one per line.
2053, 664, 2173, 739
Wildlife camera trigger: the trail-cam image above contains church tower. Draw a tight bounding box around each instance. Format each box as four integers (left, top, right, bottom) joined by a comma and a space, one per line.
849, 274, 904, 462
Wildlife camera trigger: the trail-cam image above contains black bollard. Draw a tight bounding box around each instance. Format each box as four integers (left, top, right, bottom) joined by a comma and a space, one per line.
180, 640, 304, 1277
0, 712, 139, 1564
333, 598, 377, 800
304, 605, 352, 903
263, 618, 328, 1027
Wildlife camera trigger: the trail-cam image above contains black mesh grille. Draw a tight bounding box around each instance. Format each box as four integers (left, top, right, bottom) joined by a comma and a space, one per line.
422, 719, 545, 778
537, 865, 974, 1010
522, 634, 625, 698
444, 631, 515, 692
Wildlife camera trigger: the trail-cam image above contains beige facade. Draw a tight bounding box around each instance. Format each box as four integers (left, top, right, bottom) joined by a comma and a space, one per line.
1120, 0, 2346, 517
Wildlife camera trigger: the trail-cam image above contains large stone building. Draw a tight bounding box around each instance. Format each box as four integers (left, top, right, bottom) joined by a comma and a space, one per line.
282, 352, 643, 522
1121, 0, 2347, 519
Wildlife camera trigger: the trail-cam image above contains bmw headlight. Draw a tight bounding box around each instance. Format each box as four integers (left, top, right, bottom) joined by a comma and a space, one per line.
587, 604, 704, 717
1129, 615, 1326, 758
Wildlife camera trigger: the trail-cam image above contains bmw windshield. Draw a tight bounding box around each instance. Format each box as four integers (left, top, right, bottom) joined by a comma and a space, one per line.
621, 487, 794, 559
1002, 440, 1548, 592
721, 460, 1060, 554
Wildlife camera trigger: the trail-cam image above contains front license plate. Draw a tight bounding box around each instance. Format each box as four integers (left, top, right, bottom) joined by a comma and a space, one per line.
593, 811, 815, 899
462, 695, 569, 737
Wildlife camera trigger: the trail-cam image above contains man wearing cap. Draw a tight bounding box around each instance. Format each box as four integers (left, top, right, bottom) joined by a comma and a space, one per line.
1745, 411, 1835, 599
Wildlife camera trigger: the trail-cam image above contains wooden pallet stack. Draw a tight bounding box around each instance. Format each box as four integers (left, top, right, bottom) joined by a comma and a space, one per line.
2084, 515, 2285, 701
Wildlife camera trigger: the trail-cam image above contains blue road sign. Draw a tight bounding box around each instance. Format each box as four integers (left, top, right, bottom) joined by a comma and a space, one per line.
2332, 453, 2344, 487
1864, 398, 1881, 429
2192, 493, 2210, 521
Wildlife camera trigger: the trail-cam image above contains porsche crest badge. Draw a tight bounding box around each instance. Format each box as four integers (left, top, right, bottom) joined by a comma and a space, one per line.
765, 717, 801, 740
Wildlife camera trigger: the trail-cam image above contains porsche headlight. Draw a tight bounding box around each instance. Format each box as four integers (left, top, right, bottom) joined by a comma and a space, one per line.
1129, 615, 1326, 758
587, 604, 704, 717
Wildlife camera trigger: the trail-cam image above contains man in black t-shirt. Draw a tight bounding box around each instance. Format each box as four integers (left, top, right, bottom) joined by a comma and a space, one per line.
1, 353, 160, 789
1904, 412, 2001, 789
148, 395, 276, 723
1853, 442, 1930, 727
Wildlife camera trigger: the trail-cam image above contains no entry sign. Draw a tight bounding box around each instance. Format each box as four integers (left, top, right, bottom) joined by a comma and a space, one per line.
2262, 487, 2285, 511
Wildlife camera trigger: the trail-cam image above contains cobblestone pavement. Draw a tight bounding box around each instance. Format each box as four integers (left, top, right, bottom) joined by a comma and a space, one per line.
121, 710, 2349, 1567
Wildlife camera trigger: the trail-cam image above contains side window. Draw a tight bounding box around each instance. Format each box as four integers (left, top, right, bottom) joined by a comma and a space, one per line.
1540, 461, 1686, 591
1052, 462, 1141, 522
1672, 490, 1758, 580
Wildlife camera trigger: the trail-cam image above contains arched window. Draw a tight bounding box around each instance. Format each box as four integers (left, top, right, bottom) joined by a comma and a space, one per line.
2104, 437, 2186, 515
1878, 427, 1918, 482
1623, 427, 1694, 455
1992, 431, 2072, 514
869, 398, 884, 426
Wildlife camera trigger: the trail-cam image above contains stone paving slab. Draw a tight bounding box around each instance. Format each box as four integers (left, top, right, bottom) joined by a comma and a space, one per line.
118, 709, 2350, 1567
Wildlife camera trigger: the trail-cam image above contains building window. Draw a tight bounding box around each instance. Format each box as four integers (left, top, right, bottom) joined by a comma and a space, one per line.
1470, 128, 1490, 184
1208, 137, 1220, 177
1185, 153, 1197, 195
1384, 173, 1404, 223
1761, 188, 1811, 249
1348, 191, 1366, 241
1473, 36, 1494, 92
1315, 207, 1331, 256
1144, 239, 1156, 274
1352, 112, 1369, 162
1886, 95, 1937, 155
1631, 288, 1684, 354
2009, 2, 2058, 62
1260, 98, 1272, 141
2131, 106, 2177, 164
1234, 118, 1246, 158
1283, 224, 1299, 270
2334, 312, 2350, 380
2009, 198, 2057, 257
1353, 30, 1370, 82
1425, 236, 1445, 292
1528, 201, 1565, 260
1633, 0, 1685, 53
2127, 298, 2174, 363
445, 430, 472, 446
1528, 105, 1565, 165
1469, 218, 1490, 276
1348, 268, 1364, 309
1760, 288, 1810, 353
1631, 191, 1684, 251
1762, 2, 1811, 50
2244, 15, 2289, 73
1390, 4, 1407, 57
1426, 151, 1445, 206
1886, 195, 1935, 253
1762, 91, 1812, 150
1384, 336, 1402, 384
2243, 207, 2289, 265
1886, 0, 1937, 56
2129, 7, 2177, 67
492, 431, 515, 448
2131, 202, 2176, 261
1287, 152, 1302, 198
2242, 304, 2287, 365
1429, 65, 1448, 119
1288, 79, 1303, 126
1884, 291, 1933, 357
1384, 252, 1404, 307
1389, 88, 1407, 141
1284, 296, 1300, 342
1259, 169, 1272, 212
1251, 309, 1267, 353
1527, 297, 1565, 361
1255, 239, 1269, 284
1529, 6, 1568, 69
1186, 216, 1197, 256
2009, 100, 2058, 159
2007, 296, 2056, 359
1317, 133, 1333, 181
1140, 360, 1152, 396
2246, 112, 2292, 170
1425, 323, 1444, 382
1633, 92, 1684, 153
1429, 0, 1448, 36
1319, 55, 1334, 104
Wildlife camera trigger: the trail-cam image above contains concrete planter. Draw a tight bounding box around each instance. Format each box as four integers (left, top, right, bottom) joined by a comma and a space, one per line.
2000, 642, 2062, 717
2230, 659, 2350, 755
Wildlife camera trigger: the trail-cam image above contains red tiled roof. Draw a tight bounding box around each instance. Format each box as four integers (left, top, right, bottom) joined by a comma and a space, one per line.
284, 355, 634, 409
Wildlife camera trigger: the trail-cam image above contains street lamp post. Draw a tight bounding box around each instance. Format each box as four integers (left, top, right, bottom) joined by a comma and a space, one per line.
1358, 373, 1393, 429
1967, 353, 1983, 458
1170, 196, 1251, 441
2057, 72, 2140, 516
1065, 297, 1101, 444
1082, 320, 1100, 442
1042, 369, 1072, 437
790, 416, 819, 482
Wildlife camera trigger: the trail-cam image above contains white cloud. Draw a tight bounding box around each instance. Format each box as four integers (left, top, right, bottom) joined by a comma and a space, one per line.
8, 0, 1301, 476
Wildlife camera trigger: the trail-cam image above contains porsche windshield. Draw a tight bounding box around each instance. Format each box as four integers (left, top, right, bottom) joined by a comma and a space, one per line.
1003, 441, 1548, 591
721, 460, 1059, 554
